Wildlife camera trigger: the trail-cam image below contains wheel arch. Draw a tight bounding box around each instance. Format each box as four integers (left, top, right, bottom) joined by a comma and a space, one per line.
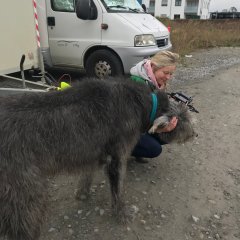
83, 46, 124, 73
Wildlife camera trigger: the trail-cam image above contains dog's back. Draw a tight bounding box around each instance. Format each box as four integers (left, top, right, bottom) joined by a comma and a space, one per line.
0, 79, 153, 170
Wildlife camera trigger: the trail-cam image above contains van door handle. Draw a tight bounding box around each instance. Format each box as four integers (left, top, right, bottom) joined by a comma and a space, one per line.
47, 17, 55, 26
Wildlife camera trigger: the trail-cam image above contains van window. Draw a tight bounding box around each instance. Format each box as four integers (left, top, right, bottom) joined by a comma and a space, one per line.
51, 0, 75, 12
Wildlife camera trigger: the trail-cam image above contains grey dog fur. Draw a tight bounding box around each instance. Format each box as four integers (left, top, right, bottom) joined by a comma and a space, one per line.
0, 78, 195, 240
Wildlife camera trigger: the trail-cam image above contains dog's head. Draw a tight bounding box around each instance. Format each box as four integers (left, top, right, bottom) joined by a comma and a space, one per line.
148, 100, 197, 143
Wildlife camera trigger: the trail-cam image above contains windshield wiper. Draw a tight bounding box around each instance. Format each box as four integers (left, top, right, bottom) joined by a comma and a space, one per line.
128, 8, 140, 13
107, 5, 139, 12
107, 5, 128, 9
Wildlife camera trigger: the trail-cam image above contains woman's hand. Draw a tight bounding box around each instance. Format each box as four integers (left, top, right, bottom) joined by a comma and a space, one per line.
160, 116, 178, 133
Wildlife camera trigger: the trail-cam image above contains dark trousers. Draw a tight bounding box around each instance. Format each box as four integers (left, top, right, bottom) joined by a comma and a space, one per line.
132, 133, 166, 158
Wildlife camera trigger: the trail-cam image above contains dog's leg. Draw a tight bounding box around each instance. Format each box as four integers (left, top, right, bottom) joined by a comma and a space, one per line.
106, 155, 128, 223
0, 167, 47, 240
75, 168, 95, 201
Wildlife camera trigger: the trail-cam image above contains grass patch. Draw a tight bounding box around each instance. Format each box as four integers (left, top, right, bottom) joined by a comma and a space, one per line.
157, 19, 240, 56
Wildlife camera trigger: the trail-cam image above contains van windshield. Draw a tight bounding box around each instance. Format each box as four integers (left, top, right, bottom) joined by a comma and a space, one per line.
102, 0, 144, 12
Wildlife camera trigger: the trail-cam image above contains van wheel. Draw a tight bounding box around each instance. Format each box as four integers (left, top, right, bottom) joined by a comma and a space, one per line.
85, 50, 123, 78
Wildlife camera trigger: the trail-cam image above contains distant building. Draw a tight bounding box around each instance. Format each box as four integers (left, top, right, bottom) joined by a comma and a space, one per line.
152, 0, 211, 19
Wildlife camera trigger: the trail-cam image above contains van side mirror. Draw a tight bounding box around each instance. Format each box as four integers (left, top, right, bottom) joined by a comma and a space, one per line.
76, 0, 98, 20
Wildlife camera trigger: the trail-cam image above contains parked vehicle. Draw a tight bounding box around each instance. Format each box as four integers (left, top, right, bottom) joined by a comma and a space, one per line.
210, 11, 240, 19
37, 0, 172, 78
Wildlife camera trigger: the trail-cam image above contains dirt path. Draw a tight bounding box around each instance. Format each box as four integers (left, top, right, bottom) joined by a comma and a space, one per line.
38, 52, 240, 240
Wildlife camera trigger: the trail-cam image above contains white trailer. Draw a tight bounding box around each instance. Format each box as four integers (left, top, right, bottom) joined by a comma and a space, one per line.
0, 0, 40, 74
0, 0, 49, 92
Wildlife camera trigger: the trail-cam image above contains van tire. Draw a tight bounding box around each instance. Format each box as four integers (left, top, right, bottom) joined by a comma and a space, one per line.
85, 50, 123, 78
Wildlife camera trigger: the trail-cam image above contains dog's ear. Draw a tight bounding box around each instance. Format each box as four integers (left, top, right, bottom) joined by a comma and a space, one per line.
148, 116, 170, 134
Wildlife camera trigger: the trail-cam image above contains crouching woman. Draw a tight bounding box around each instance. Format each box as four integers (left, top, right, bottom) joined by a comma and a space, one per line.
130, 50, 180, 163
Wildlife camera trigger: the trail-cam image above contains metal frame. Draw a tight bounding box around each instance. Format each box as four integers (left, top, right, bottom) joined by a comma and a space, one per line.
0, 74, 51, 93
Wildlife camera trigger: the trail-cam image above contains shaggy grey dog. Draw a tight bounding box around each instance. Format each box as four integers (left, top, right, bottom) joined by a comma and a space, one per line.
0, 78, 195, 240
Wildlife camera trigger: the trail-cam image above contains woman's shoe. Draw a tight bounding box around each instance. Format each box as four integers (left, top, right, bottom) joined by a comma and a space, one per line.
135, 157, 149, 164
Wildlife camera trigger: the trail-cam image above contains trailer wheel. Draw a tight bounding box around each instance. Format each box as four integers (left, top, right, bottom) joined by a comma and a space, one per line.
85, 50, 123, 78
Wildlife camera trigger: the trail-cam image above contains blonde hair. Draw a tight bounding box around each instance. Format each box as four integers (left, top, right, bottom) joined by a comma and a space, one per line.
150, 51, 179, 68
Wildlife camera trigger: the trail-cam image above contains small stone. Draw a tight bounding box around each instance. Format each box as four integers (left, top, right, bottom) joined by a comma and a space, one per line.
140, 220, 146, 225
192, 215, 200, 223
127, 227, 131, 231
208, 199, 216, 204
99, 209, 105, 216
64, 215, 69, 220
68, 224, 72, 228
94, 228, 99, 233
142, 191, 147, 195
215, 233, 220, 239
86, 211, 91, 216
95, 207, 100, 211
147, 210, 151, 215
190, 231, 195, 237
214, 214, 220, 220
144, 226, 151, 231
161, 214, 166, 219
131, 205, 139, 214
48, 227, 56, 232
77, 210, 83, 215
69, 229, 74, 235
199, 233, 204, 239
211, 224, 217, 229
100, 180, 106, 188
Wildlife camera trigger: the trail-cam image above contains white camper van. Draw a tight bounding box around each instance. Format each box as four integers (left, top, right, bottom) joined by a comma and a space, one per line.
37, 0, 172, 78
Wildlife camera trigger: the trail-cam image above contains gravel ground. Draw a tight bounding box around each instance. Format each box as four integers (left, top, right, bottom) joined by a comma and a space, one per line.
1, 47, 240, 240
172, 47, 240, 86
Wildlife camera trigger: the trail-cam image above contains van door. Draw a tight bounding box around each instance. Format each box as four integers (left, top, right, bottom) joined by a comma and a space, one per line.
45, 0, 102, 67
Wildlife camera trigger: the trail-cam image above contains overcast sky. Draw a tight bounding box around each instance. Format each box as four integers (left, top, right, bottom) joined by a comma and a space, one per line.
209, 0, 240, 12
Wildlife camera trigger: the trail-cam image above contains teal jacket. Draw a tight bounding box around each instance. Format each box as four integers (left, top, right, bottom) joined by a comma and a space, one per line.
130, 75, 156, 92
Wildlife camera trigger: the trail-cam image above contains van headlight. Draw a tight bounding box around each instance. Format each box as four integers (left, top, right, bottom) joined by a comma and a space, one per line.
134, 34, 156, 47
